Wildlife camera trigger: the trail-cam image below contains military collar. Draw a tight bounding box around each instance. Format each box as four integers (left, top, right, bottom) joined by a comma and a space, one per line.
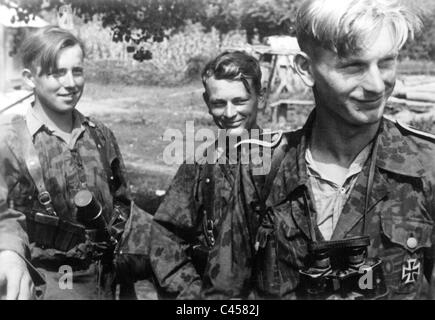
375, 117, 425, 178
25, 103, 92, 137
266, 121, 310, 207
268, 110, 426, 207
196, 127, 274, 165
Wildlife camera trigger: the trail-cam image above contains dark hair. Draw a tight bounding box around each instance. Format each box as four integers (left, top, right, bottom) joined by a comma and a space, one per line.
21, 25, 85, 76
201, 51, 262, 96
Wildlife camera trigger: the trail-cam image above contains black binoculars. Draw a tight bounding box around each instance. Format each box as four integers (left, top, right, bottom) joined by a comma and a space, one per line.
298, 236, 388, 299
74, 189, 110, 243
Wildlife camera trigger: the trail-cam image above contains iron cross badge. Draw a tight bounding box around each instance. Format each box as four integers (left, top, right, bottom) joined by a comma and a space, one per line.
402, 258, 421, 284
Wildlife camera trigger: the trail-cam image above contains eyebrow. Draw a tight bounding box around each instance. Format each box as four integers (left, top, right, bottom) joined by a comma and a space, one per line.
338, 52, 399, 65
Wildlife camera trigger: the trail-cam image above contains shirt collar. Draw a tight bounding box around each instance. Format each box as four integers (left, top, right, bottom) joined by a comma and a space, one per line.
268, 108, 425, 206
305, 141, 372, 186
25, 103, 91, 138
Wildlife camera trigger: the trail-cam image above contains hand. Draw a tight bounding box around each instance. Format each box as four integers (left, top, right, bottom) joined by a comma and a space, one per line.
0, 250, 34, 300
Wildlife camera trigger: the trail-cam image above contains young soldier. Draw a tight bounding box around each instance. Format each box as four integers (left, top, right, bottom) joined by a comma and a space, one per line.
252, 0, 435, 299
150, 51, 275, 299
0, 26, 131, 299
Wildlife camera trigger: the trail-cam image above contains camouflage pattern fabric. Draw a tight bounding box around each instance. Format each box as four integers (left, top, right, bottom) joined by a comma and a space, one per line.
0, 107, 131, 299
254, 110, 435, 299
150, 144, 262, 299
114, 201, 154, 287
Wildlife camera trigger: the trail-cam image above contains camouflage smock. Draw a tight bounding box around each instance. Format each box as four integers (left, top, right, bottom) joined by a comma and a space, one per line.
0, 107, 130, 298
150, 144, 263, 299
254, 111, 435, 299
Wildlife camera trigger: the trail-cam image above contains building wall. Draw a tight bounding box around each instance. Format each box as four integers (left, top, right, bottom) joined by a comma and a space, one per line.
0, 24, 5, 92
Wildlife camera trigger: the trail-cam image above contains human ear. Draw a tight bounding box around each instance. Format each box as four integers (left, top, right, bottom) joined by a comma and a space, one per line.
203, 91, 213, 115
22, 68, 36, 89
294, 52, 315, 87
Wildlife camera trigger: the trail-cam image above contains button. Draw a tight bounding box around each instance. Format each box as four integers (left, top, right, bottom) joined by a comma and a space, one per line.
406, 237, 418, 249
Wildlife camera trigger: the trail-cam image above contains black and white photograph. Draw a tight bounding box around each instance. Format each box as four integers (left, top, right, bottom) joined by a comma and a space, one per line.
1, 0, 435, 307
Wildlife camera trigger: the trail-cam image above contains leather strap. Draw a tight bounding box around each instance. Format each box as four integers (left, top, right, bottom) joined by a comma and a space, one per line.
12, 116, 56, 216
87, 123, 114, 190
259, 134, 288, 204
202, 163, 216, 247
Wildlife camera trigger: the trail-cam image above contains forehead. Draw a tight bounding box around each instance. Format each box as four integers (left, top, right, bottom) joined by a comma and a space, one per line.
56, 44, 84, 65
324, 26, 399, 63
205, 77, 251, 99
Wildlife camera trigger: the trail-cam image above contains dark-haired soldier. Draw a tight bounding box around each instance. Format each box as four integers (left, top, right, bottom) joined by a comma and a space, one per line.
150, 51, 275, 299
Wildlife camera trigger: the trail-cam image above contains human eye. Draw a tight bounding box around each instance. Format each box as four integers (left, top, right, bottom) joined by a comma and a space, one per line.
49, 68, 67, 78
342, 62, 365, 74
210, 100, 226, 108
233, 98, 250, 105
72, 67, 84, 76
379, 57, 396, 70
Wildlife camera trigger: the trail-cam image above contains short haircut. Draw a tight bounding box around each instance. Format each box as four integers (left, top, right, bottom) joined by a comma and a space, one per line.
21, 25, 85, 76
202, 51, 262, 96
295, 0, 422, 57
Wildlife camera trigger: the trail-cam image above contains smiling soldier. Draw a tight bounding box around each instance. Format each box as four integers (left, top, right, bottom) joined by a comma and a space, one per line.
150, 51, 278, 299
250, 0, 435, 299
0, 26, 131, 299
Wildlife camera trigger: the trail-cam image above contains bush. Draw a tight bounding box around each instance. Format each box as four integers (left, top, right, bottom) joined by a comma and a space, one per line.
80, 20, 247, 86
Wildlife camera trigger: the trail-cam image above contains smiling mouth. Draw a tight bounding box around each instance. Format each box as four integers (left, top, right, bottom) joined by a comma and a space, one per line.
57, 93, 79, 102
224, 120, 244, 128
355, 96, 383, 104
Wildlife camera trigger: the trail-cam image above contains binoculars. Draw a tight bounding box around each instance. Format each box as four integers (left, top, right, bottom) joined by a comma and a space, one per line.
298, 235, 388, 299
74, 189, 111, 243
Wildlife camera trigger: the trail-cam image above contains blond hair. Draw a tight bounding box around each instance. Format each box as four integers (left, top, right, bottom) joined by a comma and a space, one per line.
296, 0, 422, 57
21, 25, 85, 76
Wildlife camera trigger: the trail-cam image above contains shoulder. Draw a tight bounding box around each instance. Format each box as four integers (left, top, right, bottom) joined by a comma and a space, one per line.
235, 130, 285, 149
389, 117, 435, 151
393, 118, 435, 143
386, 117, 435, 170
85, 115, 113, 136
0, 114, 23, 145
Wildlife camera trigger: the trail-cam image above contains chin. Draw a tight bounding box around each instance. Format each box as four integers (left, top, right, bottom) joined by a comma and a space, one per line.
226, 127, 249, 137
51, 105, 76, 115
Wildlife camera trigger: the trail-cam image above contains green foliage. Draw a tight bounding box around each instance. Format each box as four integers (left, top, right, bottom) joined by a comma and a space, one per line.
4, 0, 435, 62
3, 0, 206, 61
201, 0, 302, 42
82, 22, 247, 86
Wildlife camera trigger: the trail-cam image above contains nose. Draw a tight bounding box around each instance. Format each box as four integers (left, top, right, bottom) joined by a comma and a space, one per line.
223, 103, 237, 119
60, 71, 77, 88
362, 65, 386, 95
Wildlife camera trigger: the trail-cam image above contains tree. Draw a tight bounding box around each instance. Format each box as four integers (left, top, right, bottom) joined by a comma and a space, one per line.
1, 0, 207, 61
201, 0, 302, 43
5, 0, 433, 61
